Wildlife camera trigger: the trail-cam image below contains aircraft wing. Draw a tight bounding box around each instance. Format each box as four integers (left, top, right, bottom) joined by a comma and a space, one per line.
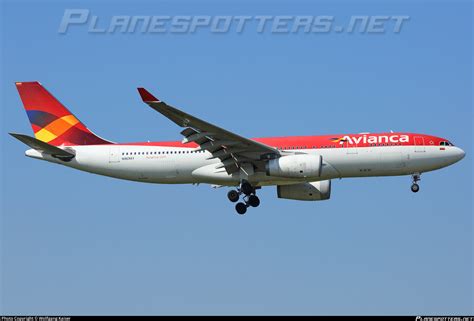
137, 88, 281, 174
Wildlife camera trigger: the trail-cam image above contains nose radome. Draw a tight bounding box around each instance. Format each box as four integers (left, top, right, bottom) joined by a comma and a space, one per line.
455, 147, 465, 161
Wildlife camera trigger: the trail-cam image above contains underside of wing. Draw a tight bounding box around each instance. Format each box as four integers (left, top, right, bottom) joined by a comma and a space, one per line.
137, 88, 280, 174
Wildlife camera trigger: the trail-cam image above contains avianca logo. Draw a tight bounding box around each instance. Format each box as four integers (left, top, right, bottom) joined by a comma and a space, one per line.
330, 134, 410, 145
330, 137, 347, 144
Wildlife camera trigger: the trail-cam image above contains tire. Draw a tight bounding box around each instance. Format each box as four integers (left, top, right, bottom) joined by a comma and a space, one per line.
248, 195, 260, 207
227, 190, 239, 202
411, 183, 420, 193
235, 202, 247, 215
241, 182, 254, 195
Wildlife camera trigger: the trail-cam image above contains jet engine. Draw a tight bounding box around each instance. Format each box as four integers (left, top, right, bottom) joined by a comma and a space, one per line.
277, 180, 331, 201
266, 154, 322, 178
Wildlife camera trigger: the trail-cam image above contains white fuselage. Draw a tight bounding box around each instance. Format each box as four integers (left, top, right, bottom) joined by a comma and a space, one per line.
25, 144, 465, 187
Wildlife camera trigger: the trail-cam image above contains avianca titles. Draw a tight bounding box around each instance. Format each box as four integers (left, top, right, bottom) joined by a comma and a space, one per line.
11, 81, 465, 215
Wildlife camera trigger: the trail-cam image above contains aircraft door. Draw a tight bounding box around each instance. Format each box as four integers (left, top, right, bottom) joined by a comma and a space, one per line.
414, 136, 425, 153
109, 146, 121, 163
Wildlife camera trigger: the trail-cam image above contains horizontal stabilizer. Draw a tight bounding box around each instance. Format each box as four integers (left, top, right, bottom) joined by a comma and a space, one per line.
10, 132, 75, 161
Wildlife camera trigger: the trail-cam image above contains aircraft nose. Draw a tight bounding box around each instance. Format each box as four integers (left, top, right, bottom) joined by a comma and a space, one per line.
457, 147, 466, 160
454, 147, 465, 162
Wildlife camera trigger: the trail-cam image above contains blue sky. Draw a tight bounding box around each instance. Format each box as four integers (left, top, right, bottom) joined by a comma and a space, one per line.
1, 0, 472, 315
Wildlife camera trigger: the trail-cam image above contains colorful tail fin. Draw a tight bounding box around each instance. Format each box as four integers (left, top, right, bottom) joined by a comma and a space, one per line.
15, 81, 112, 146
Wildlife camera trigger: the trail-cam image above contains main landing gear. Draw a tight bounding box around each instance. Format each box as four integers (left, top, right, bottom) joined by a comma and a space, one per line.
411, 173, 421, 193
227, 180, 260, 215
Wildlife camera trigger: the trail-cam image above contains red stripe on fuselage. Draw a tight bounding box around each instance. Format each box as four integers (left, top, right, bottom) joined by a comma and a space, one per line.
115, 133, 448, 149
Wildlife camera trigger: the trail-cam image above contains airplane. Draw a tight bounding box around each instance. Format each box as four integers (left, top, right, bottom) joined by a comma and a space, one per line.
10, 81, 465, 215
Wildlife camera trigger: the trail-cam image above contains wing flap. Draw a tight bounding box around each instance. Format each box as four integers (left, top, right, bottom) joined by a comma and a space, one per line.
137, 87, 280, 173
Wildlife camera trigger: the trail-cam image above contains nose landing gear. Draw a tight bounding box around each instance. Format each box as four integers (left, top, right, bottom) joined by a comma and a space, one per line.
411, 173, 421, 193
228, 180, 260, 215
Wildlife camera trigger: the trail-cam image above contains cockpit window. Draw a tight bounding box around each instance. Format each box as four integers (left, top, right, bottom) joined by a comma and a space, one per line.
440, 141, 454, 146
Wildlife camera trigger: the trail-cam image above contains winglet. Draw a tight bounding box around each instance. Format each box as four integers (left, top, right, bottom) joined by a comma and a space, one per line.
137, 88, 160, 102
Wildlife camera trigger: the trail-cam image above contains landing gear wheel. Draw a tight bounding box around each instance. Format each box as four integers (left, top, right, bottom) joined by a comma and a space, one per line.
411, 173, 421, 193
227, 190, 240, 202
235, 202, 247, 215
247, 195, 260, 207
241, 181, 254, 195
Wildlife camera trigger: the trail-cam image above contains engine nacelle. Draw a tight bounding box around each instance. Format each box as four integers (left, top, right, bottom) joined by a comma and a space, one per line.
266, 154, 322, 178
277, 180, 331, 201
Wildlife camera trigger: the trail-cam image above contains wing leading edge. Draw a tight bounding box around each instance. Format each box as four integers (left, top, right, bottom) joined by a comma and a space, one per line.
137, 88, 280, 174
